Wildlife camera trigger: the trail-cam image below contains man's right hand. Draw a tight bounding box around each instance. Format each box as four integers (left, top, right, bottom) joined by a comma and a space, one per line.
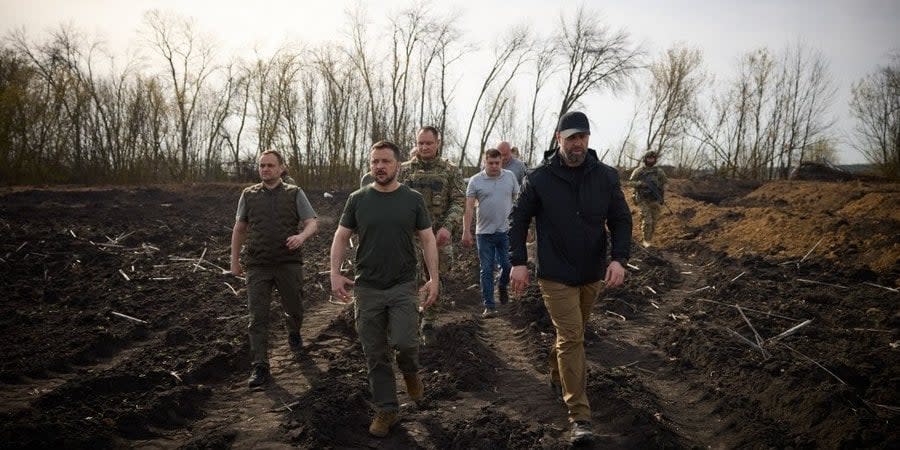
330, 274, 355, 303
461, 230, 474, 247
419, 278, 439, 308
230, 260, 243, 277
510, 265, 529, 298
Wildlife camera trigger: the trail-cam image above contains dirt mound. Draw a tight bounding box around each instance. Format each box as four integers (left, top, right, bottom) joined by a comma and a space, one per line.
652, 179, 900, 274
670, 177, 762, 205
789, 161, 860, 181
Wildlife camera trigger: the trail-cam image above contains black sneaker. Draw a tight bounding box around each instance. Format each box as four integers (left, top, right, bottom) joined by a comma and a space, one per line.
498, 288, 509, 305
570, 420, 594, 445
247, 365, 270, 388
288, 332, 302, 350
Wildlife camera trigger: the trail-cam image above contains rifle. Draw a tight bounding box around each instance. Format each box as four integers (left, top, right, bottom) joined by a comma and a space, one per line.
638, 173, 664, 204
636, 172, 680, 217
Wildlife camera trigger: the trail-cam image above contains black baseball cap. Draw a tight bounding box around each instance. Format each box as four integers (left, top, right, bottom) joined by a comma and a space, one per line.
556, 111, 590, 139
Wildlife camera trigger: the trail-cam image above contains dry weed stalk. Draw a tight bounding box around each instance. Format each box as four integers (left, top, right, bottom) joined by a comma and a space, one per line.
192, 247, 208, 272
736, 304, 769, 357
777, 342, 846, 385
796, 278, 847, 289
111, 311, 147, 324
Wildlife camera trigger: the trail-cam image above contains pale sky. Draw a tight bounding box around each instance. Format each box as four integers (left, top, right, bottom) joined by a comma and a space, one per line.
2, 0, 898, 164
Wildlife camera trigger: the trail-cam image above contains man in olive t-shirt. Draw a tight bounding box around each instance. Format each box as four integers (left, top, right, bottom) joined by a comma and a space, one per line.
330, 140, 439, 438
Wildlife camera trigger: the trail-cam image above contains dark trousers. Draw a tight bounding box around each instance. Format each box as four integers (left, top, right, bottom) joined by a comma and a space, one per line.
247, 263, 304, 367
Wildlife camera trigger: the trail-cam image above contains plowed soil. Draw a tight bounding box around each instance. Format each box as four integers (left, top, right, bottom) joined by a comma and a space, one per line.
1, 179, 897, 449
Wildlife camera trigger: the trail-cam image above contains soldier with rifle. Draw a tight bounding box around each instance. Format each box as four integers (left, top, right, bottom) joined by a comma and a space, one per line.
628, 151, 668, 247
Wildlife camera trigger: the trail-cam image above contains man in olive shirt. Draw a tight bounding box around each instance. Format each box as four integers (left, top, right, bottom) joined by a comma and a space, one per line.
230, 150, 318, 388
330, 141, 439, 438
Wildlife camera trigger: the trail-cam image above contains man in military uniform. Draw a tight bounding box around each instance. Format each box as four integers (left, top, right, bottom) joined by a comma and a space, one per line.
360, 171, 375, 187
399, 126, 465, 344
628, 151, 668, 248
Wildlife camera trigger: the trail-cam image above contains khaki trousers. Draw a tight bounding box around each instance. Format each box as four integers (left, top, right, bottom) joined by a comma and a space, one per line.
539, 278, 603, 422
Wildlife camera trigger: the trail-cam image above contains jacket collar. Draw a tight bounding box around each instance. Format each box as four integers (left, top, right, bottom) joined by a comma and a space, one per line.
410, 155, 442, 170
260, 180, 284, 191
543, 148, 601, 173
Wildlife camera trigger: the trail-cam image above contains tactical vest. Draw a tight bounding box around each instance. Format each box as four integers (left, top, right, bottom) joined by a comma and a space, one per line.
400, 157, 458, 230
242, 183, 303, 266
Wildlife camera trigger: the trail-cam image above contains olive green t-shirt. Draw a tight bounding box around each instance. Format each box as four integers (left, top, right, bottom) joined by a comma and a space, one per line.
339, 184, 432, 289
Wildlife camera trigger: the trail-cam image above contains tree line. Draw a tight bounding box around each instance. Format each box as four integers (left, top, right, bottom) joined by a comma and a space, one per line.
0, 4, 896, 187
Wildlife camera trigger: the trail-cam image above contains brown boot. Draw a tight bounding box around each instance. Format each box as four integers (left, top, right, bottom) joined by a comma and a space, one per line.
403, 372, 424, 401
368, 410, 399, 437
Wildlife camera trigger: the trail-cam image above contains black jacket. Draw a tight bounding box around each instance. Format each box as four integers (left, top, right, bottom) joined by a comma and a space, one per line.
509, 148, 632, 286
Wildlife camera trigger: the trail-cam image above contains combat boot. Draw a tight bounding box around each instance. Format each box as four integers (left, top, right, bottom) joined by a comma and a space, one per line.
368, 410, 399, 437
403, 372, 424, 401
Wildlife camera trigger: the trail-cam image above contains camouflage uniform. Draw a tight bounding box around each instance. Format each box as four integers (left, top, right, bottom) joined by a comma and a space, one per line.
399, 155, 465, 339
628, 164, 667, 243
360, 171, 375, 187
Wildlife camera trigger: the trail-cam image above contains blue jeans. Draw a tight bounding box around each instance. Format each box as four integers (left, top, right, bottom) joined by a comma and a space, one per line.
476, 232, 511, 308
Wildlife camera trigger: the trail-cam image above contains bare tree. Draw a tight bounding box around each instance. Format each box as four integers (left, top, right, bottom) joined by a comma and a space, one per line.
0, 42, 56, 182
198, 63, 236, 179
281, 52, 310, 176
416, 12, 462, 131
222, 63, 252, 178
386, 4, 428, 143
457, 26, 530, 167
433, 26, 470, 157
526, 38, 557, 164
300, 70, 319, 178
346, 6, 385, 142
641, 44, 705, 166
774, 41, 836, 176
552, 5, 641, 149
143, 10, 218, 179
613, 106, 640, 169
849, 54, 900, 178
692, 44, 835, 180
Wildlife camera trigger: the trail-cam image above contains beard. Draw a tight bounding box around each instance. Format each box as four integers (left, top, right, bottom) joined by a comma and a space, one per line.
375, 171, 397, 186
562, 150, 586, 166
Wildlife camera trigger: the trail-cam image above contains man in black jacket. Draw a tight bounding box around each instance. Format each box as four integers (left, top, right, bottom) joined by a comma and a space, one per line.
508, 111, 632, 445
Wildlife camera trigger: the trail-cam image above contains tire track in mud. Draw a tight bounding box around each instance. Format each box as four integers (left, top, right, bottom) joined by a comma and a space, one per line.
478, 315, 569, 431
0, 329, 166, 414
591, 249, 732, 447
133, 289, 351, 449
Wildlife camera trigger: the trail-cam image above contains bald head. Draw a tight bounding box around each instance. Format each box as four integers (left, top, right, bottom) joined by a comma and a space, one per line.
497, 141, 512, 165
